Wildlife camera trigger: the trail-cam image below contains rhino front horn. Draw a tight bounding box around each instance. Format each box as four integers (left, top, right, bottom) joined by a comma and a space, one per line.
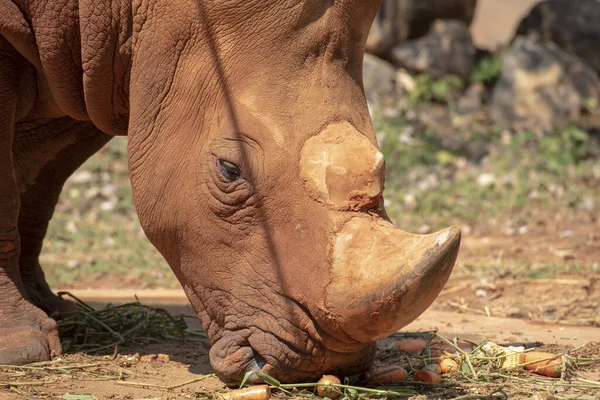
317, 218, 461, 343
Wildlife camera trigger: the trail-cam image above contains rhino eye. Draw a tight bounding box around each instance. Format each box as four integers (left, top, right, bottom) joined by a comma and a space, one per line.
217, 159, 241, 181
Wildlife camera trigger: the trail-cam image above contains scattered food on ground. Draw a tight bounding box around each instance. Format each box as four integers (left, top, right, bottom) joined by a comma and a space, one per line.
217, 385, 271, 400
366, 366, 409, 385
316, 375, 342, 399
1, 300, 598, 399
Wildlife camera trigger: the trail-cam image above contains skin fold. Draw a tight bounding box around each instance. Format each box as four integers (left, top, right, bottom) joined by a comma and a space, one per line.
0, 0, 460, 382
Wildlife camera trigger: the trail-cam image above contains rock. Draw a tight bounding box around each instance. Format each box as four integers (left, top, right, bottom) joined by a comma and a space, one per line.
514, 0, 600, 75
417, 224, 431, 234
406, 0, 477, 40
395, 68, 416, 93
390, 20, 476, 81
457, 82, 487, 114
477, 172, 496, 188
362, 53, 397, 107
491, 37, 600, 132
531, 394, 556, 400
560, 230, 575, 238
366, 0, 411, 57
403, 193, 418, 211
367, 0, 478, 58
140, 354, 156, 363
580, 198, 595, 211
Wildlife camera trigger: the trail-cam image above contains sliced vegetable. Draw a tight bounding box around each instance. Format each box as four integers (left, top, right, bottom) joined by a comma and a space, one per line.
523, 351, 563, 378
413, 369, 442, 383
438, 358, 460, 374
316, 375, 341, 399
423, 363, 442, 374
366, 366, 408, 384
216, 385, 271, 400
396, 338, 427, 354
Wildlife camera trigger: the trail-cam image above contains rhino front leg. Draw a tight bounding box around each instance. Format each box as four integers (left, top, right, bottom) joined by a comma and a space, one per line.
14, 118, 112, 316
0, 42, 61, 365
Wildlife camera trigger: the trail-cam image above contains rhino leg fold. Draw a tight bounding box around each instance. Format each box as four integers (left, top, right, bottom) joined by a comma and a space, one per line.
14, 118, 112, 316
0, 44, 61, 365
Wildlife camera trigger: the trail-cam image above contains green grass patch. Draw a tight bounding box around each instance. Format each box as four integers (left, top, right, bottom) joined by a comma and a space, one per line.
41, 105, 600, 288
43, 137, 176, 289
471, 55, 502, 85
376, 114, 599, 232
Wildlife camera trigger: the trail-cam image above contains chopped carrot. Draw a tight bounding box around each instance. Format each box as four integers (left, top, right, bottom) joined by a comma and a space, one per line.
524, 351, 563, 378
396, 338, 427, 354
316, 375, 341, 399
413, 370, 442, 383
216, 385, 271, 400
423, 363, 442, 374
438, 358, 460, 374
366, 366, 408, 384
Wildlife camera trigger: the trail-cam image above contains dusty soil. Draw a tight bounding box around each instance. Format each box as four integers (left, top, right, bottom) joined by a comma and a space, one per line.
3, 211, 599, 399
5, 198, 598, 400
438, 210, 600, 326
2, 328, 598, 399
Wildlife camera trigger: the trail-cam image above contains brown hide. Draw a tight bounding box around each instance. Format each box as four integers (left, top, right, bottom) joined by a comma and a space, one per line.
0, 0, 460, 383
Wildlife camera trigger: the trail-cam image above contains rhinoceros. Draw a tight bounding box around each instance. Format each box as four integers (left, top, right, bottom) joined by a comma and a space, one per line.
0, 0, 460, 383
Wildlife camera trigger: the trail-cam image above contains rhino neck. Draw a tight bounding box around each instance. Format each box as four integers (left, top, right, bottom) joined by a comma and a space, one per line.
4, 0, 133, 134
78, 0, 133, 135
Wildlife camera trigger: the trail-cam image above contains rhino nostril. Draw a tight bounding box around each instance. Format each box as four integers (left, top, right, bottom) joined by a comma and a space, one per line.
243, 350, 268, 384
253, 350, 266, 369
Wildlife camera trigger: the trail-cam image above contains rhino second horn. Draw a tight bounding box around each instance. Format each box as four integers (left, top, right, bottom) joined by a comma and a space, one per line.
300, 122, 384, 211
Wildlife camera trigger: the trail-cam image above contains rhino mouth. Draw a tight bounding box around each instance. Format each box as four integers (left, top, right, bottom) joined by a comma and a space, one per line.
211, 338, 376, 384
205, 297, 377, 383
184, 212, 459, 383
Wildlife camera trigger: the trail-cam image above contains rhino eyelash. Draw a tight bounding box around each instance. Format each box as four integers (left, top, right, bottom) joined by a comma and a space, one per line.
217, 159, 242, 181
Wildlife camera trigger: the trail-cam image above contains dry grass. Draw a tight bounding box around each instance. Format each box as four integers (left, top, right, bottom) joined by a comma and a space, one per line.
2, 300, 598, 399
57, 292, 206, 355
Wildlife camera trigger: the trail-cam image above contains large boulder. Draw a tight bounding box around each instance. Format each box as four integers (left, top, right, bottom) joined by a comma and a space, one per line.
366, 0, 411, 58
514, 0, 600, 75
491, 36, 600, 132
367, 0, 478, 58
362, 53, 397, 107
390, 20, 476, 81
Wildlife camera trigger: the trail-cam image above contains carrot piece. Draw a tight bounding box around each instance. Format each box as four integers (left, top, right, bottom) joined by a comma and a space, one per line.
216, 385, 271, 400
366, 366, 408, 384
524, 351, 563, 378
423, 363, 442, 374
316, 375, 341, 399
414, 370, 442, 383
396, 338, 427, 354
438, 358, 460, 374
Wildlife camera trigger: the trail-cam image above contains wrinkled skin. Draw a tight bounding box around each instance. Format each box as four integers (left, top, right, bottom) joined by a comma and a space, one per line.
0, 0, 460, 382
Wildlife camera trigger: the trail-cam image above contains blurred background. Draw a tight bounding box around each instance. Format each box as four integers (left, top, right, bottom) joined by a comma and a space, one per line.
43, 0, 599, 325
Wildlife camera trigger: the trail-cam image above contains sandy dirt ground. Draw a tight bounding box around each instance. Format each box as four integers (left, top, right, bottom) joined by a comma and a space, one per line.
2, 216, 598, 399
1, 316, 598, 399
